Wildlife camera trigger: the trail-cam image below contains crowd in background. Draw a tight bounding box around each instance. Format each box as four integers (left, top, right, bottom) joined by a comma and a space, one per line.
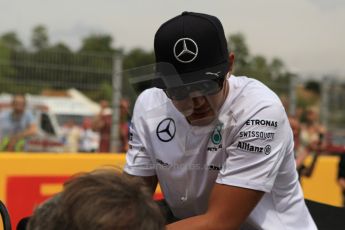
288, 106, 327, 178
1, 93, 345, 207
285, 104, 345, 207
0, 94, 37, 152
283, 98, 345, 207
51, 98, 131, 153
0, 94, 131, 153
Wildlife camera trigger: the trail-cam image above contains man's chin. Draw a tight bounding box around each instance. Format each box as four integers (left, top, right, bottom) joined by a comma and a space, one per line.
187, 114, 216, 126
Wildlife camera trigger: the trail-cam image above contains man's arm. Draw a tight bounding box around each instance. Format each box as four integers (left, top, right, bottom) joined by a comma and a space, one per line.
167, 183, 264, 230
338, 178, 345, 190
7, 123, 37, 151
8, 123, 37, 144
92, 115, 104, 131
123, 172, 158, 195
14, 123, 37, 139
338, 155, 345, 190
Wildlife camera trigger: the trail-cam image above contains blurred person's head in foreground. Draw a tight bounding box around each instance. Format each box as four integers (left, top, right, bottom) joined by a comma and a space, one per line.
27, 168, 165, 230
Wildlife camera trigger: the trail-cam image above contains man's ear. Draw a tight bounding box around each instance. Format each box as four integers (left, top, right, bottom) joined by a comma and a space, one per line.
228, 52, 235, 73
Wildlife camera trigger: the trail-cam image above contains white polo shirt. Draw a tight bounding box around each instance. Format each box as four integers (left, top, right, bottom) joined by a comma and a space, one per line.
124, 76, 316, 230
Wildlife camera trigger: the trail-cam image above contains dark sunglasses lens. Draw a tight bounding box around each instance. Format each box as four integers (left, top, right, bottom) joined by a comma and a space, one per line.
165, 79, 224, 100
165, 87, 189, 100
195, 80, 223, 95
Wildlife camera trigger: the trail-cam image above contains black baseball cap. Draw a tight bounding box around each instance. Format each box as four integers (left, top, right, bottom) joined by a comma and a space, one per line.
153, 11, 230, 89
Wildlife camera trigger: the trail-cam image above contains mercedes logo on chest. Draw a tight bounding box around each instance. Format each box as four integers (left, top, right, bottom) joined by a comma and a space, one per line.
156, 118, 176, 142
173, 38, 198, 63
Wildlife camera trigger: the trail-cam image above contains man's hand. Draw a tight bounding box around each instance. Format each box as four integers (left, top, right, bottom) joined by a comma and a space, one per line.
6, 137, 17, 151
16, 123, 37, 140
167, 184, 264, 230
338, 178, 345, 190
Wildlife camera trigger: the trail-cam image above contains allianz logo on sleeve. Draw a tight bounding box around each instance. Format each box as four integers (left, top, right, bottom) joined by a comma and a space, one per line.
237, 141, 271, 155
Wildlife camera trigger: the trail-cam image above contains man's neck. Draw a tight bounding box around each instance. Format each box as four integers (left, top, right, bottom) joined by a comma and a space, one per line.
219, 78, 230, 108
11, 111, 23, 120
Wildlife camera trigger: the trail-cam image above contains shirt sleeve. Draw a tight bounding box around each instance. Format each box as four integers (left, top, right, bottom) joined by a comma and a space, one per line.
25, 110, 36, 126
216, 104, 292, 192
123, 94, 156, 176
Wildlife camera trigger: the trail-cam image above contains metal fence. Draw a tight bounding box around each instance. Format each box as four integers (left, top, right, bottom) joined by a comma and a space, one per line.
0, 50, 125, 152
0, 51, 116, 100
1, 50, 345, 149
320, 76, 345, 144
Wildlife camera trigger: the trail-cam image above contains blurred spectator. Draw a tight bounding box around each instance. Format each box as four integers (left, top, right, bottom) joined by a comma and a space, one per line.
280, 95, 302, 153
296, 107, 326, 178
92, 99, 131, 153
288, 115, 301, 151
79, 118, 100, 152
92, 99, 112, 152
0, 94, 37, 152
27, 168, 165, 230
61, 119, 81, 153
338, 154, 345, 207
119, 98, 131, 152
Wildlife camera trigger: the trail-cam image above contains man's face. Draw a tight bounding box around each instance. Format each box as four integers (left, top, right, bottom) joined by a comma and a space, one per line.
100, 100, 109, 109
12, 95, 26, 115
170, 79, 228, 126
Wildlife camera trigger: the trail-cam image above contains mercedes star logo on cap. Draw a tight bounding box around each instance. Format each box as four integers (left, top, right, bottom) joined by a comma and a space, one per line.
156, 118, 176, 142
173, 38, 198, 63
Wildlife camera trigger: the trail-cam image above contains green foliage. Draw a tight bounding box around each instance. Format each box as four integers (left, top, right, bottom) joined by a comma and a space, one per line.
228, 33, 249, 71
79, 34, 115, 54
31, 25, 49, 51
48, 43, 72, 53
2, 31, 117, 98
122, 48, 155, 103
1, 32, 23, 51
0, 39, 16, 92
123, 48, 155, 69
81, 81, 113, 102
270, 58, 284, 79
1, 27, 295, 103
0, 40, 12, 73
228, 32, 291, 95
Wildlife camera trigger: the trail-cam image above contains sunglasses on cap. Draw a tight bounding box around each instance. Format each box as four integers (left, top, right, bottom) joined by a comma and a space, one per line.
164, 78, 225, 101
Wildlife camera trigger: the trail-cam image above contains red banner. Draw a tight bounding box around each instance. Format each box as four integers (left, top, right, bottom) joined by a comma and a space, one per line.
6, 176, 69, 228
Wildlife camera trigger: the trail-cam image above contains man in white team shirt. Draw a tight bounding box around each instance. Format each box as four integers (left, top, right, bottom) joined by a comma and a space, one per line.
124, 11, 317, 230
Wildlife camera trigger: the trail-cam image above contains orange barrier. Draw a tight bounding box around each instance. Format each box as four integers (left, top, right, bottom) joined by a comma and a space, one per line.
0, 154, 124, 228
0, 154, 342, 229
301, 155, 343, 207
0, 153, 163, 229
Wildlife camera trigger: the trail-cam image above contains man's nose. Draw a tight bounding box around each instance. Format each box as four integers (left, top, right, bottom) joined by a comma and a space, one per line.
192, 96, 206, 109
